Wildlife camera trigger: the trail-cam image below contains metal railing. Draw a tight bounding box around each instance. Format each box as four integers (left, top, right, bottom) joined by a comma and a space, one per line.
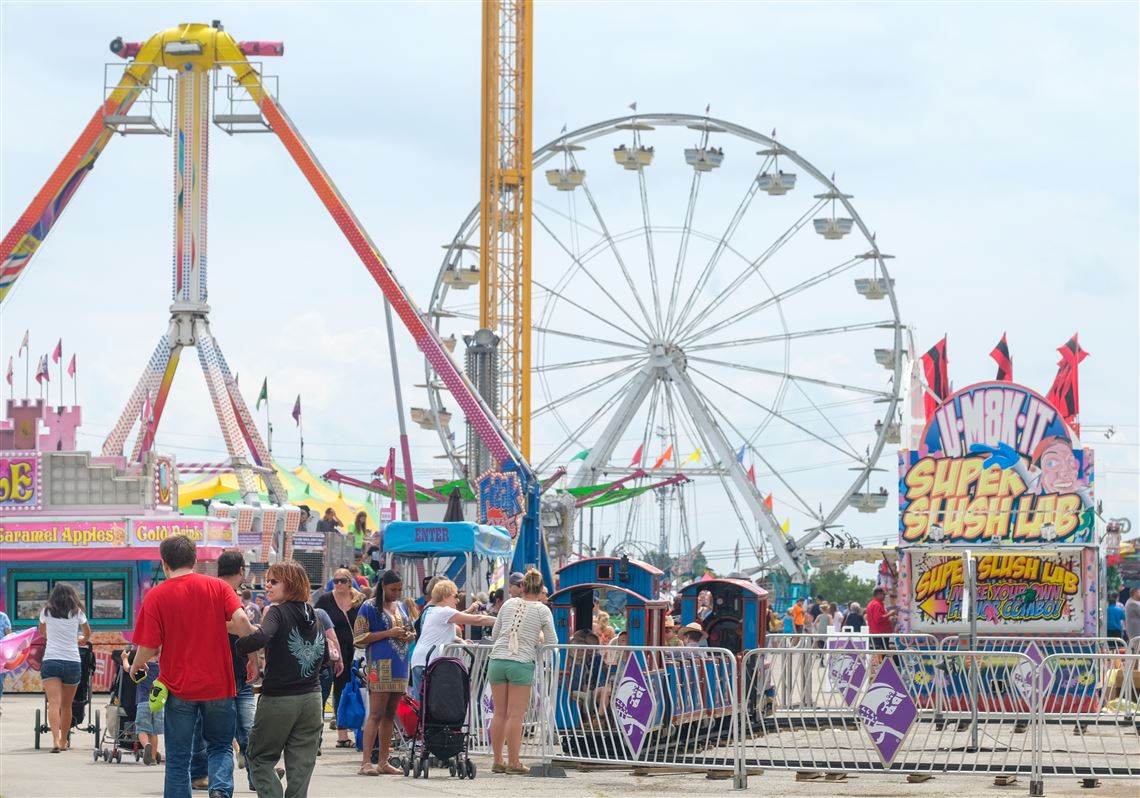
445, 638, 1138, 793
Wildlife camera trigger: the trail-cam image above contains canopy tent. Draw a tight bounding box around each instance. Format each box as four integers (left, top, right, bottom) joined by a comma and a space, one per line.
179, 463, 378, 527
382, 522, 512, 559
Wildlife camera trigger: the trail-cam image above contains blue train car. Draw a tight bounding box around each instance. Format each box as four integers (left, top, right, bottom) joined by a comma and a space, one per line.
678, 578, 769, 654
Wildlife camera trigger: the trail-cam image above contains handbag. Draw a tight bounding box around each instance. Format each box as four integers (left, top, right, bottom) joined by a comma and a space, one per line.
336, 675, 366, 730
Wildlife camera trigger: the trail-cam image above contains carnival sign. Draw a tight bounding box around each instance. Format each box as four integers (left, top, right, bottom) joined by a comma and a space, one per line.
611, 655, 655, 759
476, 469, 524, 539
909, 551, 1085, 633
0, 453, 41, 511
856, 659, 917, 767
899, 382, 1094, 545
826, 636, 868, 707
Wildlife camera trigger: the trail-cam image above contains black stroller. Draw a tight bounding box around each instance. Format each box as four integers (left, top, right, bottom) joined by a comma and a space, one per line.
403, 654, 475, 779
33, 643, 100, 749
94, 650, 157, 763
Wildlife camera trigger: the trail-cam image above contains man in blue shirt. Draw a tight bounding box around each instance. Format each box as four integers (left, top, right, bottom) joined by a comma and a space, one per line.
1106, 594, 1126, 643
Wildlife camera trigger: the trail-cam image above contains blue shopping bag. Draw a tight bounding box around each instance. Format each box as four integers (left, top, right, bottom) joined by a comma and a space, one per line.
337, 680, 365, 730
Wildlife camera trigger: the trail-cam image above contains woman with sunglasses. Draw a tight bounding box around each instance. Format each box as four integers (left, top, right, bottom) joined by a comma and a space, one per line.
236, 561, 327, 798
314, 568, 365, 747
352, 570, 414, 775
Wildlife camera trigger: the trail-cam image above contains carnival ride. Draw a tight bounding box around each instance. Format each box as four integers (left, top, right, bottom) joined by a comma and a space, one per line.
430, 116, 904, 582
0, 21, 554, 584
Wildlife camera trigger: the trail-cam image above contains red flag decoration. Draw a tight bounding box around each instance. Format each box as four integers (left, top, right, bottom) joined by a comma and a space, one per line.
67, 354, 76, 378
1046, 333, 1088, 434
629, 443, 644, 468
990, 333, 1012, 382
746, 464, 756, 484
385, 448, 395, 483
920, 336, 949, 422
651, 444, 674, 470
764, 493, 773, 511
292, 395, 302, 426
51, 338, 62, 363
34, 355, 48, 383
5, 356, 11, 386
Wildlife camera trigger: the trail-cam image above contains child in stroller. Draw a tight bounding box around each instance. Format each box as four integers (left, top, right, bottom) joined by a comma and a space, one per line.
403, 654, 475, 779
120, 648, 163, 764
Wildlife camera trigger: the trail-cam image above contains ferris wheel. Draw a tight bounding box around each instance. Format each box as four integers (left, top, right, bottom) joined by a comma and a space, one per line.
426, 113, 903, 579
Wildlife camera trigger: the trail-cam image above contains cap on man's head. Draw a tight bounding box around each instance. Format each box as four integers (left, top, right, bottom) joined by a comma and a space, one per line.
509, 571, 525, 586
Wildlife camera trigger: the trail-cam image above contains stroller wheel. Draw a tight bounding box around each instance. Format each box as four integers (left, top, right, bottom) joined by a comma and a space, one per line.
34, 709, 42, 749
465, 759, 476, 780
402, 757, 411, 777
134, 747, 142, 761
155, 752, 162, 764
93, 747, 101, 762
113, 749, 122, 763
449, 760, 457, 778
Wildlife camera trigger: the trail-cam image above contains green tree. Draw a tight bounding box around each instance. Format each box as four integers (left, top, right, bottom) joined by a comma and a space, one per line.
809, 568, 876, 607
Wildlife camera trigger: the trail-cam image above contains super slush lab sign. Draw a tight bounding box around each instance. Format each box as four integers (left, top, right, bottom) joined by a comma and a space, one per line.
898, 382, 1094, 545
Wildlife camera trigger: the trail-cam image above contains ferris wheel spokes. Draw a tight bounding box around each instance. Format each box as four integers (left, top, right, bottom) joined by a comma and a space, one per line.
685, 319, 898, 353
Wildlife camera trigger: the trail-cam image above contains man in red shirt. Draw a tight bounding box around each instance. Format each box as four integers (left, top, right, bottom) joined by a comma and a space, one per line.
129, 535, 253, 798
865, 587, 897, 654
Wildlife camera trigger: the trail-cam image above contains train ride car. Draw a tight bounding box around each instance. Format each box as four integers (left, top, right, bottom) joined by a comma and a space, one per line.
549, 556, 744, 759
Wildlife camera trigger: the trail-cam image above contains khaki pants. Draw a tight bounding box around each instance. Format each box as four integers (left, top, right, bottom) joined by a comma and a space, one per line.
248, 692, 324, 798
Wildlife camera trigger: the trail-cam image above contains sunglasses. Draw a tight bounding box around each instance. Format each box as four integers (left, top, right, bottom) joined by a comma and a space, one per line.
332, 578, 351, 585
266, 578, 281, 586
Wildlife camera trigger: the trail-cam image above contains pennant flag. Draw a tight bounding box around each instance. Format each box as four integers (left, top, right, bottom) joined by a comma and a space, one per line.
256, 378, 268, 411
1046, 334, 1088, 433
733, 541, 740, 571
651, 444, 674, 470
629, 443, 644, 468
34, 355, 48, 383
5, 356, 11, 386
51, 338, 62, 363
67, 354, 76, 378
292, 395, 302, 425
736, 444, 746, 464
764, 493, 773, 511
18, 330, 28, 356
570, 449, 591, 462
920, 336, 949, 422
682, 448, 701, 465
990, 333, 1013, 382
385, 448, 396, 484
628, 101, 638, 111
140, 392, 155, 454
747, 464, 756, 485
781, 517, 790, 535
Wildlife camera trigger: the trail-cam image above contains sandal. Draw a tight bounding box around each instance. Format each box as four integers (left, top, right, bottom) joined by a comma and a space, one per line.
357, 765, 380, 776
492, 762, 507, 773
506, 765, 530, 775
379, 764, 401, 775
336, 740, 355, 748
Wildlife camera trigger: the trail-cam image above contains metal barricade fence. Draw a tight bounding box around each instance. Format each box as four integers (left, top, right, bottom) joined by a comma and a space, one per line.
739, 645, 1041, 779
537, 644, 744, 785
442, 642, 553, 762
1031, 651, 1140, 793
940, 635, 1126, 656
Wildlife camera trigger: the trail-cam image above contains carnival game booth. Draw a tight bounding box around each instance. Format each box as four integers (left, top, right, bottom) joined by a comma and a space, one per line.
381, 521, 512, 597
896, 381, 1104, 712
0, 399, 239, 694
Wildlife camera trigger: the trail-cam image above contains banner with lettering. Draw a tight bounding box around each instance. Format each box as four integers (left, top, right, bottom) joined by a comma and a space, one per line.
903, 549, 1098, 634
0, 453, 41, 511
898, 382, 1094, 545
0, 516, 234, 552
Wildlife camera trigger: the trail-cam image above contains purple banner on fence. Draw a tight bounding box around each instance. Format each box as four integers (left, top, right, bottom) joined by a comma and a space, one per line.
611, 656, 655, 758
856, 659, 917, 767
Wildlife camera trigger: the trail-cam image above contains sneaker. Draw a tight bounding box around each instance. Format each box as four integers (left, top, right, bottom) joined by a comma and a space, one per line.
209, 792, 229, 798
192, 777, 209, 790
236, 751, 245, 769
276, 767, 285, 780
144, 743, 154, 766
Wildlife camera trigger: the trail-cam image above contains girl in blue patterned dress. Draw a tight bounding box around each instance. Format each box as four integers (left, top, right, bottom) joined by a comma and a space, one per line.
352, 570, 414, 776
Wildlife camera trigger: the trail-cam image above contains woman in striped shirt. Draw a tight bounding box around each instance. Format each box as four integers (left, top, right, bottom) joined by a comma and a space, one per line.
487, 568, 556, 774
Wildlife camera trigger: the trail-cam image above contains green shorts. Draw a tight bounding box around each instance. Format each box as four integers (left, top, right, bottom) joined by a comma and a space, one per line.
488, 658, 536, 686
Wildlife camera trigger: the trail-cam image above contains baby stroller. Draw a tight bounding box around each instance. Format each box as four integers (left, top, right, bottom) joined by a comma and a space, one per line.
402, 654, 475, 779
95, 651, 153, 763
33, 643, 100, 750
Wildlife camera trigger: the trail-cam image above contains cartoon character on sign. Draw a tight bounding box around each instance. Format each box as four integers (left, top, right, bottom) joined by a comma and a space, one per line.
828, 651, 866, 707
857, 684, 908, 747
970, 437, 1092, 509
612, 675, 650, 747
157, 460, 172, 505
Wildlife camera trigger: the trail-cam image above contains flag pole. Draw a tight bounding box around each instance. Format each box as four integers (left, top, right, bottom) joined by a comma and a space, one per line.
73, 363, 77, 407
24, 336, 29, 399
383, 299, 419, 522
58, 351, 63, 407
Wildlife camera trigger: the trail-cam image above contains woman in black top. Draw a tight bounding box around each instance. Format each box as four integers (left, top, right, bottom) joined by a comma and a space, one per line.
237, 561, 327, 798
313, 567, 364, 746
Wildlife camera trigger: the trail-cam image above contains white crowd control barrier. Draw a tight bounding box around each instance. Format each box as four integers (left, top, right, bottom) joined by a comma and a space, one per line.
1030, 651, 1140, 794
442, 642, 554, 762
537, 644, 745, 786
454, 637, 1138, 794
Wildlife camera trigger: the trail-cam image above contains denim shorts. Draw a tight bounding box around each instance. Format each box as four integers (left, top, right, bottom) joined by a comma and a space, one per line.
41, 659, 82, 685
134, 703, 165, 736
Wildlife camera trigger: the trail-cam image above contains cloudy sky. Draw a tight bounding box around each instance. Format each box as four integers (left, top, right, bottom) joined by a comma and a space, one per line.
1, 2, 1136, 573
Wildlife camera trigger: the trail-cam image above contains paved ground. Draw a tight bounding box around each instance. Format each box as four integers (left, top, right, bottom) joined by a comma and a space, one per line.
0, 694, 1137, 797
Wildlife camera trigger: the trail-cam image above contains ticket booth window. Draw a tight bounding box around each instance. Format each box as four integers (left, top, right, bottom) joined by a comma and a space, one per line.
8, 570, 131, 628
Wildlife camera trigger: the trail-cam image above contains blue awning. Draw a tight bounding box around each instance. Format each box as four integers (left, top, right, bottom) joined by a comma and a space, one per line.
382, 521, 512, 559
